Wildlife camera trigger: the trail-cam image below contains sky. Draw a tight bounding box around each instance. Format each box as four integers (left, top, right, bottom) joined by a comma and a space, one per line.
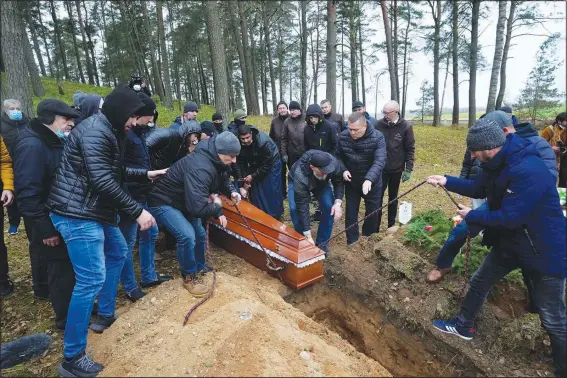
313, 1, 567, 118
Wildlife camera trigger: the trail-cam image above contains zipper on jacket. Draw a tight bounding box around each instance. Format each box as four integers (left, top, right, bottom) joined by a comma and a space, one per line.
524, 228, 539, 255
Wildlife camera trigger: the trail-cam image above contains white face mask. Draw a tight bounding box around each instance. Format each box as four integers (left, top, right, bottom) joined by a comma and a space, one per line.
133, 84, 141, 91
147, 122, 155, 128
63, 131, 71, 137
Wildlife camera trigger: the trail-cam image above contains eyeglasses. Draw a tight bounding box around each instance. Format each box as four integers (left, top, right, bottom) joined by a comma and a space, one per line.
382, 110, 396, 115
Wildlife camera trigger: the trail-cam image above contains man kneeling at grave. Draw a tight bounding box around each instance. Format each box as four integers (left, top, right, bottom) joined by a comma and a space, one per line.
287, 150, 344, 253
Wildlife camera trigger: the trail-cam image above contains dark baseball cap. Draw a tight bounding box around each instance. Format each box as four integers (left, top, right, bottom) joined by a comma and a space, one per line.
352, 100, 364, 110
309, 151, 336, 174
37, 99, 81, 119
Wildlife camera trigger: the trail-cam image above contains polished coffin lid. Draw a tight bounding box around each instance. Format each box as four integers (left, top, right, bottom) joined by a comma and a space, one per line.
210, 196, 326, 268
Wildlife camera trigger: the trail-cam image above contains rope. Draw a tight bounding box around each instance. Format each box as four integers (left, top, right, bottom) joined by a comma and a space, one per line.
183, 221, 217, 326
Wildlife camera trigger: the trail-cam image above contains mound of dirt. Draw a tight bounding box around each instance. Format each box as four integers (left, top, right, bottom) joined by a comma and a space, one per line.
88, 267, 390, 377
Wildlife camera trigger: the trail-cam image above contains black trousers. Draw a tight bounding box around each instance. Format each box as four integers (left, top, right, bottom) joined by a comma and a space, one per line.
23, 217, 75, 328
6, 201, 21, 228
345, 180, 381, 245
0, 205, 9, 286
281, 158, 287, 198
377, 171, 403, 231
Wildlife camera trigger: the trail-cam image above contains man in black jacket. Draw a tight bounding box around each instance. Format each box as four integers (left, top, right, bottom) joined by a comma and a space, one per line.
375, 100, 415, 232
288, 150, 344, 253
234, 125, 283, 220
148, 132, 242, 297
47, 85, 163, 378
270, 101, 289, 197
304, 104, 338, 156
321, 99, 345, 133
14, 99, 80, 329
338, 112, 387, 245
146, 119, 201, 170
1, 99, 29, 236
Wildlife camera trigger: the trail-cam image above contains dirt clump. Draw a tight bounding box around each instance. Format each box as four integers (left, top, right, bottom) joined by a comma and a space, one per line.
88, 266, 390, 377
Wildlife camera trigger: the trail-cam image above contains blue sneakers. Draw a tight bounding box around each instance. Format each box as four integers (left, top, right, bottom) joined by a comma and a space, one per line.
8, 225, 18, 235
432, 319, 474, 340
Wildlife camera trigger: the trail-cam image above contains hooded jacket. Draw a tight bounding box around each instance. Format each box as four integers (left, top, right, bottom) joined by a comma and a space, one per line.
515, 123, 557, 180
232, 126, 279, 183
281, 112, 306, 166
147, 137, 236, 219
76, 94, 103, 125
0, 111, 30, 159
269, 113, 289, 155
337, 124, 387, 186
47, 85, 149, 225
445, 134, 566, 278
14, 119, 64, 239
375, 117, 415, 173
146, 120, 201, 170
304, 104, 338, 156
288, 150, 344, 233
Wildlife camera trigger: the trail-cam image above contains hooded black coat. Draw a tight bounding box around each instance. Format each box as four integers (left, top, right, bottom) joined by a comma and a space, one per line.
146, 120, 201, 170
147, 137, 236, 219
47, 85, 149, 225
232, 126, 279, 183
304, 104, 338, 156
76, 94, 103, 125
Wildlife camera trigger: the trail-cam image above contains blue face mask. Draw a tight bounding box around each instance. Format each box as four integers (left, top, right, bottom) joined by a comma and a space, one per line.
55, 130, 67, 140
8, 110, 22, 121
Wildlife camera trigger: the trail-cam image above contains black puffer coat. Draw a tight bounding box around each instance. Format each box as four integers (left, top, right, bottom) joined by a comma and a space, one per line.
14, 119, 64, 239
459, 148, 482, 180
47, 86, 149, 225
148, 137, 236, 219
0, 112, 30, 159
146, 120, 201, 170
337, 125, 387, 186
232, 126, 279, 183
124, 127, 152, 204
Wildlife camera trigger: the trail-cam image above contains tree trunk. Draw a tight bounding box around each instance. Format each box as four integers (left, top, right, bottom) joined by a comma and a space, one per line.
401, 0, 411, 118
37, 1, 54, 77
248, 20, 260, 109
1, 1, 35, 117
237, 1, 260, 114
278, 23, 285, 102
49, 0, 70, 80
486, 1, 507, 112
340, 13, 345, 115
26, 9, 47, 77
230, 1, 251, 111
262, 3, 278, 113
468, 0, 481, 128
326, 0, 337, 109
259, 31, 268, 114
76, 0, 95, 84
64, 1, 85, 83
349, 2, 358, 103
166, 0, 182, 109
141, 1, 164, 100
495, 1, 517, 110
81, 0, 99, 85
300, 0, 308, 109
99, 1, 116, 86
197, 52, 209, 105
430, 0, 441, 126
439, 49, 450, 122
358, 1, 365, 106
381, 1, 397, 102
156, 1, 173, 108
451, 0, 459, 125
392, 0, 400, 101
22, 18, 45, 97
125, 4, 153, 92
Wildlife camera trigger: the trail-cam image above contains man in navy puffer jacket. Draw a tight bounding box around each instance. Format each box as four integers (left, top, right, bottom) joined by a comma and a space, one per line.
427, 119, 566, 378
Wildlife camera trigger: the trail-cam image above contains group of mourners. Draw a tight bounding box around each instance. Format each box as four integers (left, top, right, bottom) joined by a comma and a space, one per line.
0, 68, 565, 376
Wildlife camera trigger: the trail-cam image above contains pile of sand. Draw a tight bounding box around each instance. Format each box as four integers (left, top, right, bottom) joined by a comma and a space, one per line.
88, 266, 390, 377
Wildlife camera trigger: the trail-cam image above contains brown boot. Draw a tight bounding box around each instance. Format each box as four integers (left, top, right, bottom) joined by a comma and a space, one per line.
182, 274, 210, 297
426, 267, 452, 283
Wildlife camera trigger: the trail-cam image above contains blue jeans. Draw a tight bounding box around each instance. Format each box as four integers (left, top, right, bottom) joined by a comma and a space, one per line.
288, 182, 334, 249
119, 204, 159, 291
50, 213, 127, 358
455, 248, 566, 377
436, 202, 489, 269
149, 206, 206, 275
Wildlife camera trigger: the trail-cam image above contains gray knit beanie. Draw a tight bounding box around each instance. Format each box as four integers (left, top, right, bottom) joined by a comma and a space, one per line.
467, 119, 506, 151
215, 131, 241, 156
483, 110, 512, 130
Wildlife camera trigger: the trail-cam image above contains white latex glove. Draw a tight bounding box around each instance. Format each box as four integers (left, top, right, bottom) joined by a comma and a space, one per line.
212, 194, 222, 206
343, 170, 352, 182
330, 201, 342, 222
231, 192, 242, 205
136, 209, 156, 231
239, 187, 248, 199
218, 215, 228, 227
362, 180, 372, 195
426, 175, 447, 187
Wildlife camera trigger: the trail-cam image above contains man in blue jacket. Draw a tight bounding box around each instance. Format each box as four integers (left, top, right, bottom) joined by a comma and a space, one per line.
427, 119, 566, 378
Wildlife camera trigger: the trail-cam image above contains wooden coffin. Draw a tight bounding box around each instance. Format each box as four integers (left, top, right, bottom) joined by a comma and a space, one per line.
209, 196, 325, 290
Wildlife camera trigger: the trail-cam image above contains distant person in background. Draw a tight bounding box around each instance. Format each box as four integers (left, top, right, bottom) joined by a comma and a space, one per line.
71, 91, 86, 112
321, 99, 345, 132
0, 99, 29, 236
227, 109, 247, 135
352, 100, 377, 129
281, 101, 306, 169
128, 72, 152, 97
76, 94, 103, 125
499, 106, 519, 126
375, 100, 415, 233
541, 112, 567, 188
0, 136, 15, 298
212, 112, 224, 134
270, 101, 289, 198
169, 101, 199, 130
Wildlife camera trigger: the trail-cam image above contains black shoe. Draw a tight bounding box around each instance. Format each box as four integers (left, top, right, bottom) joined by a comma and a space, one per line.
56, 320, 66, 331
57, 351, 104, 377
0, 279, 14, 298
140, 275, 173, 288
34, 292, 50, 301
525, 302, 538, 314
126, 288, 146, 303
89, 314, 117, 334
